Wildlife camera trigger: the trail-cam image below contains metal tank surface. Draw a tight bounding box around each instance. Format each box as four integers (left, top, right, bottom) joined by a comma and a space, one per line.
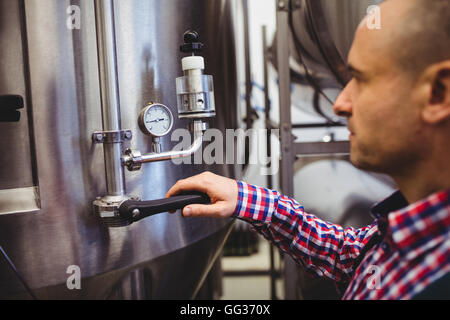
0, 0, 238, 299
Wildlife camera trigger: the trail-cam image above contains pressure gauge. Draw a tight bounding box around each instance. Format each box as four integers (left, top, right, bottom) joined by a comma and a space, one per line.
138, 103, 174, 137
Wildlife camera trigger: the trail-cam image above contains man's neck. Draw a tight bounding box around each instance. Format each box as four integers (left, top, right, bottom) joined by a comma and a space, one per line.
392, 153, 450, 204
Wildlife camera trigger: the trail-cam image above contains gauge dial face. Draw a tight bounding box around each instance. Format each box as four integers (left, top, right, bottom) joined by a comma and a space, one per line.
139, 104, 174, 137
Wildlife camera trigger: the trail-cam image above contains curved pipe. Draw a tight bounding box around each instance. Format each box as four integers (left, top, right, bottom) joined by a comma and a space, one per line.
123, 120, 206, 171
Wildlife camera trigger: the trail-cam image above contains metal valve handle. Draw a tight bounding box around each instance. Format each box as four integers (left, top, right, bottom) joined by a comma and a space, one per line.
118, 192, 211, 223
0, 95, 23, 122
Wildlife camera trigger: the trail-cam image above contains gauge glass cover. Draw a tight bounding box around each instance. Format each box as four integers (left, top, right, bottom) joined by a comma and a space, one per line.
139, 104, 173, 137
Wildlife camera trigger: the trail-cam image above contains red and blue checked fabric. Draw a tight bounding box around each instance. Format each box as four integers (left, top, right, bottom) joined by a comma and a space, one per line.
233, 181, 450, 300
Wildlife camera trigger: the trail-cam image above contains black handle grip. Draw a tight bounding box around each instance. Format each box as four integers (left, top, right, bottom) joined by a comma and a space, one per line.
0, 95, 24, 110
0, 95, 24, 123
118, 192, 211, 223
0, 111, 21, 122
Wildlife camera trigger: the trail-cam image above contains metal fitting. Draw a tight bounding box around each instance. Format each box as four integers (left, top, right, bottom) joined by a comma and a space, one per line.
92, 130, 133, 144
93, 194, 140, 228
122, 120, 206, 171
122, 149, 143, 171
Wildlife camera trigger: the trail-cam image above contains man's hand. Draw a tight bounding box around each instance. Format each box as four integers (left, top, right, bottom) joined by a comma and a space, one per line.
165, 171, 238, 218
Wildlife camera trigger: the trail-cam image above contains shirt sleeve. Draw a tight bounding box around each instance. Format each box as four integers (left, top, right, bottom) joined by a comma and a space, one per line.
233, 181, 379, 283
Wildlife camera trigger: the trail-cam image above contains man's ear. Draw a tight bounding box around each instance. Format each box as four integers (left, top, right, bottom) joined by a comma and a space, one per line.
422, 61, 450, 124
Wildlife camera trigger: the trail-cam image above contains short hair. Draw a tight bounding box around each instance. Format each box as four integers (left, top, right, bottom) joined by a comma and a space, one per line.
392, 0, 450, 76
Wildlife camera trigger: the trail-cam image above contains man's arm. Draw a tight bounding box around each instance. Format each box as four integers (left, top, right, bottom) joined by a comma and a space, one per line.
166, 172, 378, 283
235, 180, 378, 283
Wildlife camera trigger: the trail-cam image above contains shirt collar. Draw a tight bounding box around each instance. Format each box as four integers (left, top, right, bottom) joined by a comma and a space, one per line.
371, 189, 450, 259
371, 191, 409, 236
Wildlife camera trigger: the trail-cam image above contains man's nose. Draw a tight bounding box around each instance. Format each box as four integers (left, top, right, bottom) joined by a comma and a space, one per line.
333, 83, 353, 118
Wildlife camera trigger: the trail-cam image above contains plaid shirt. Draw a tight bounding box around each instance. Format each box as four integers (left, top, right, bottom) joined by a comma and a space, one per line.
234, 181, 450, 300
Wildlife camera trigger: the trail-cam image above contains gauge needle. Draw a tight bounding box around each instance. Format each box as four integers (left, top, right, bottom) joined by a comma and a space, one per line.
147, 118, 168, 123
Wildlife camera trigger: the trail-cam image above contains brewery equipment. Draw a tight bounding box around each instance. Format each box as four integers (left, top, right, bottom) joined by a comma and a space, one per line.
92, 26, 217, 228
0, 0, 238, 300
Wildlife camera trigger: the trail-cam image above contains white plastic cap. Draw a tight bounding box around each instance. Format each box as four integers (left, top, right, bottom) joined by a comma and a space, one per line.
182, 56, 205, 71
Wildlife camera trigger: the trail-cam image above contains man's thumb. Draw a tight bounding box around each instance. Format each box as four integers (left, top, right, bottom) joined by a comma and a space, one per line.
183, 204, 219, 218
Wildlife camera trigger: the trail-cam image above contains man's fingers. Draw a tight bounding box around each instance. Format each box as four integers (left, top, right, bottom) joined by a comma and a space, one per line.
165, 178, 209, 215
165, 172, 236, 218
165, 174, 213, 214
165, 180, 189, 198
182, 203, 226, 218
165, 175, 207, 198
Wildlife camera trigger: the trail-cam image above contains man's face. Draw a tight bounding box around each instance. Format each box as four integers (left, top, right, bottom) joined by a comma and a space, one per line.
333, 1, 426, 175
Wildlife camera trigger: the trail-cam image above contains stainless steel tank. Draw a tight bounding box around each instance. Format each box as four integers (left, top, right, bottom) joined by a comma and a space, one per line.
0, 0, 238, 299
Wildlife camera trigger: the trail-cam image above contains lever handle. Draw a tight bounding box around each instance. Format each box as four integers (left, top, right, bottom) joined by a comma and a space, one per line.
0, 95, 24, 123
0, 111, 21, 122
118, 192, 211, 223
0, 95, 24, 110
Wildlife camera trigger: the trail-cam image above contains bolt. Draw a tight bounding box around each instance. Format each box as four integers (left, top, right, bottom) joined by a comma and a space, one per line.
278, 1, 285, 9
124, 131, 132, 140
132, 209, 141, 220
95, 133, 103, 142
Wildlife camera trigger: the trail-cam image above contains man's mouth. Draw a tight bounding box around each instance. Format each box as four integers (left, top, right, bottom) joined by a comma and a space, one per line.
347, 125, 355, 140
347, 122, 355, 136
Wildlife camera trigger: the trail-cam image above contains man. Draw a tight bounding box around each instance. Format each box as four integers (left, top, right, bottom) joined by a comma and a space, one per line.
166, 0, 450, 299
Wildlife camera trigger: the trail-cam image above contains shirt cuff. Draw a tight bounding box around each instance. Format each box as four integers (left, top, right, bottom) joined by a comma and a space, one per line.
233, 181, 278, 224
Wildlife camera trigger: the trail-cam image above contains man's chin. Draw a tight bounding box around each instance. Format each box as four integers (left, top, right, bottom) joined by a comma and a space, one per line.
349, 153, 381, 173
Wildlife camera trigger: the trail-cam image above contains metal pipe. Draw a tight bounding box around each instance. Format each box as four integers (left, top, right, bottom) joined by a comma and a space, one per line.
123, 121, 206, 170
262, 25, 272, 190
243, 0, 253, 172
140, 127, 203, 163
262, 24, 278, 301
276, 0, 298, 300
94, 0, 126, 197
277, 0, 294, 198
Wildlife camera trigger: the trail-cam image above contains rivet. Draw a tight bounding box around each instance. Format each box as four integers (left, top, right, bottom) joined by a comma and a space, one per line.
132, 209, 141, 219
